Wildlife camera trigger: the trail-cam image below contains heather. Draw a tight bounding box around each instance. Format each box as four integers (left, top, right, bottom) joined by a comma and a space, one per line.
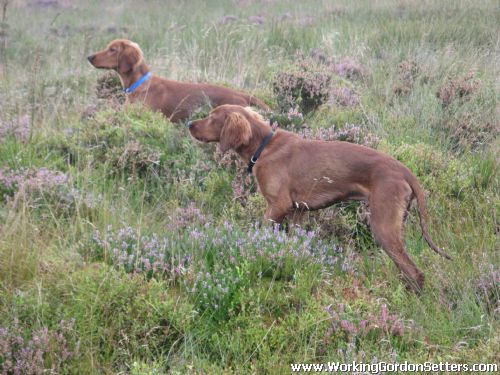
87, 223, 346, 322
0, 319, 78, 375
0, 0, 498, 373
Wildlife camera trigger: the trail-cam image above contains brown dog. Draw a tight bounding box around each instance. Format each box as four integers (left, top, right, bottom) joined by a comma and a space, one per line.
87, 39, 269, 122
188, 105, 451, 292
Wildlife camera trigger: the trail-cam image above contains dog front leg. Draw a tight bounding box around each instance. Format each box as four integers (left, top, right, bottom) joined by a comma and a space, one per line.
264, 205, 288, 225
264, 198, 297, 232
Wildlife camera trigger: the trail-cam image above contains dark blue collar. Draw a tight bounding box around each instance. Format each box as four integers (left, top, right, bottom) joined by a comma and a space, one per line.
247, 131, 274, 174
124, 72, 152, 94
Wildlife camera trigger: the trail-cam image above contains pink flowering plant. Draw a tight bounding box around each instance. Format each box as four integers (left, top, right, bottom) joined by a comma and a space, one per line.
0, 167, 101, 216
0, 319, 78, 374
328, 86, 360, 107
323, 302, 419, 349
90, 226, 193, 281
299, 123, 379, 149
332, 58, 369, 80
272, 55, 332, 114
0, 167, 69, 198
87, 219, 349, 321
268, 105, 306, 128
0, 115, 31, 143
272, 54, 363, 130
434, 71, 496, 152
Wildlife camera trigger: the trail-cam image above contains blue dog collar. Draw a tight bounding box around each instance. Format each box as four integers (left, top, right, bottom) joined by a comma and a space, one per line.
124, 72, 152, 94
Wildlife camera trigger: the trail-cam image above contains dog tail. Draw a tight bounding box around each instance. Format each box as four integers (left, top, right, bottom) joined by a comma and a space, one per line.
248, 96, 270, 111
406, 172, 452, 260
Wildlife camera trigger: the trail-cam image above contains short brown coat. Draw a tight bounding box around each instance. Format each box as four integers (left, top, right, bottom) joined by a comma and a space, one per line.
88, 40, 269, 122
189, 105, 451, 292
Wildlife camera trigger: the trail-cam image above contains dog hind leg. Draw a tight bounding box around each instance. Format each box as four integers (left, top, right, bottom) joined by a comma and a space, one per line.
369, 182, 425, 292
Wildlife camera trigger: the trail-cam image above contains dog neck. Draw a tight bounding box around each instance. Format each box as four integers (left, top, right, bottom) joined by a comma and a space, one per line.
118, 62, 151, 91
235, 119, 275, 165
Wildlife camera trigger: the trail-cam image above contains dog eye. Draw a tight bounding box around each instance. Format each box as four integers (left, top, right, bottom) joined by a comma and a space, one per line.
109, 47, 116, 52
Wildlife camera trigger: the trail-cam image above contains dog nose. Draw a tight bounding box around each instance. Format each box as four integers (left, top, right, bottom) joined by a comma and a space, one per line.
187, 120, 193, 129
87, 55, 95, 63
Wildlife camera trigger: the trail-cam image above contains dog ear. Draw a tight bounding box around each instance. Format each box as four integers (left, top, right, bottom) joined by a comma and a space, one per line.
118, 43, 143, 73
220, 112, 252, 152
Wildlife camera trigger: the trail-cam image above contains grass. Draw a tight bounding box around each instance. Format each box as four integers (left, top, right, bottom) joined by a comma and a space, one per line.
0, 0, 498, 373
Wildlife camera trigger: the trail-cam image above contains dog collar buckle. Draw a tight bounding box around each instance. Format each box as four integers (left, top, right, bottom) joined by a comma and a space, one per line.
247, 131, 274, 174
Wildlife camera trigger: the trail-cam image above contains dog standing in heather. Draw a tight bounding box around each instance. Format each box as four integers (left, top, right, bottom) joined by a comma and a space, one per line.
188, 105, 451, 292
87, 39, 269, 123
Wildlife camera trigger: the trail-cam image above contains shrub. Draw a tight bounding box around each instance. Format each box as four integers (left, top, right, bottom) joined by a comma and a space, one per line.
0, 167, 68, 197
393, 59, 420, 96
322, 302, 419, 349
299, 123, 379, 149
272, 55, 332, 114
180, 222, 342, 321
272, 54, 363, 120
0, 319, 78, 374
48, 106, 209, 184
308, 51, 369, 81
437, 70, 480, 108
0, 167, 100, 217
328, 86, 360, 107
332, 58, 369, 80
0, 114, 31, 143
442, 114, 497, 152
106, 139, 162, 176
268, 106, 305, 128
432, 70, 497, 152
168, 202, 213, 230
86, 221, 346, 321
76, 107, 181, 173
0, 263, 192, 374
89, 225, 192, 281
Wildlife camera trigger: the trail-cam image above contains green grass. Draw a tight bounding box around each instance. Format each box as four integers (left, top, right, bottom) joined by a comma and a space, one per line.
0, 0, 498, 373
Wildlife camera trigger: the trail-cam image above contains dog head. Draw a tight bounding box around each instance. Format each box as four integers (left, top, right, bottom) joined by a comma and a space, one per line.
87, 39, 144, 74
188, 105, 255, 152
